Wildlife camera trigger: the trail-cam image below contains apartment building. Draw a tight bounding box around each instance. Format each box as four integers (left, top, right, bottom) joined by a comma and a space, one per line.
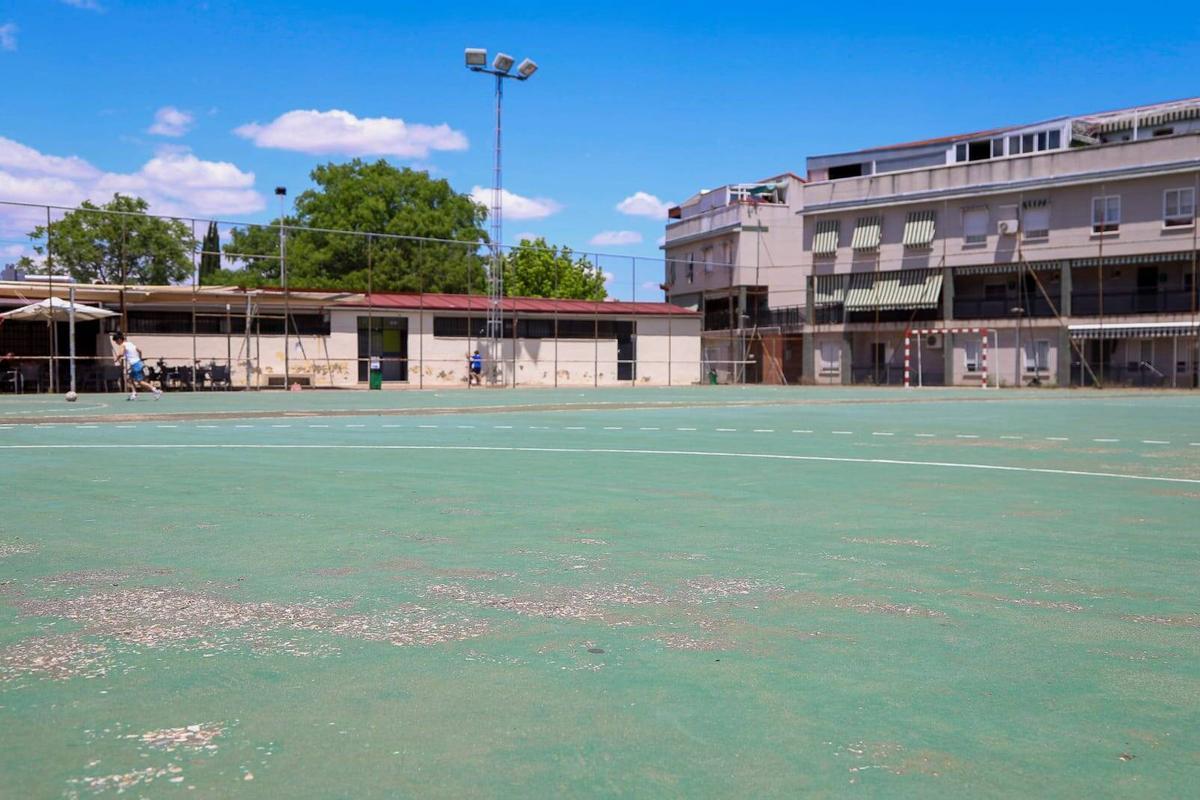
801, 98, 1200, 387
662, 173, 806, 383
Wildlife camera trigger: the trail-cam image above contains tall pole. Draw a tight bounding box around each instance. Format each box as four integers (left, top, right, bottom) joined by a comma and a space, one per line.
277, 187, 290, 389
68, 285, 76, 395
488, 75, 504, 386
467, 49, 538, 386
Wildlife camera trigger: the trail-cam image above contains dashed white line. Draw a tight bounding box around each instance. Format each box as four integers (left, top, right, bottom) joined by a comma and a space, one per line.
565, 426, 586, 430
272, 424, 292, 429
999, 435, 1023, 440
1046, 437, 1069, 442
604, 426, 623, 430
752, 429, 775, 433
1142, 440, 1170, 445
456, 425, 475, 429
234, 425, 253, 429
716, 428, 737, 432
914, 433, 935, 438
116, 425, 136, 429
75, 425, 98, 429
831, 431, 853, 435
1093, 438, 1119, 443
196, 425, 218, 429
308, 424, 328, 429
346, 424, 365, 429
382, 424, 403, 428
676, 427, 697, 431
529, 426, 550, 430
792, 429, 813, 434
955, 434, 979, 439
418, 425, 438, 429
640, 427, 661, 431
157, 425, 178, 429
493, 425, 513, 429
871, 432, 894, 437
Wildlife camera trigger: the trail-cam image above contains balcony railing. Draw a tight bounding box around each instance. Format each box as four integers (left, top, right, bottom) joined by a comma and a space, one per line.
703, 305, 807, 332
953, 295, 1057, 319
1071, 289, 1198, 316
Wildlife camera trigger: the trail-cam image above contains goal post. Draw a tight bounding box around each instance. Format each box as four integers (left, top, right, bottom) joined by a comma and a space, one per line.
904, 327, 990, 388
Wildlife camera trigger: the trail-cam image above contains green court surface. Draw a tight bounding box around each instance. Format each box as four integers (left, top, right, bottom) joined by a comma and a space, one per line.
1, 387, 1197, 798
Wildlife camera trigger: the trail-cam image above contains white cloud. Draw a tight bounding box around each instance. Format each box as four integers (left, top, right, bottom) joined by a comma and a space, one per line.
641, 281, 663, 291
0, 23, 17, 52
148, 106, 195, 137
235, 109, 468, 158
0, 138, 265, 235
469, 186, 561, 220
603, 271, 616, 286
616, 191, 673, 219
589, 230, 642, 247
61, 0, 104, 10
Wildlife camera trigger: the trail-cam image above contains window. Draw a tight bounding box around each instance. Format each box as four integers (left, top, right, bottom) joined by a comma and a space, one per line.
1092, 195, 1121, 234
666, 261, 676, 285
1153, 127, 1175, 137
1022, 199, 1050, 239
984, 284, 1007, 300
432, 316, 512, 338
964, 341, 981, 373
992, 138, 1006, 158
686, 254, 695, 284
812, 219, 840, 256
828, 162, 865, 180
962, 207, 989, 245
518, 319, 555, 339
702, 246, 713, 274
819, 342, 840, 371
1048, 130, 1061, 149
1024, 340, 1050, 373
1164, 188, 1195, 227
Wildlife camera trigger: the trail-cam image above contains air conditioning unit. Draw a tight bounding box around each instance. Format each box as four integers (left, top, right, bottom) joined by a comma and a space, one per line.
998, 219, 1020, 235
924, 333, 943, 349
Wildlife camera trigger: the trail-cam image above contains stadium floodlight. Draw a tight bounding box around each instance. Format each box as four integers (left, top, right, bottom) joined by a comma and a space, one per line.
492, 52, 514, 73
516, 58, 538, 79
464, 47, 538, 385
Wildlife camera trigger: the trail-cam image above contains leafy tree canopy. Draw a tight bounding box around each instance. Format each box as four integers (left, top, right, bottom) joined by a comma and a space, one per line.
502, 237, 607, 300
221, 160, 489, 293
24, 194, 194, 285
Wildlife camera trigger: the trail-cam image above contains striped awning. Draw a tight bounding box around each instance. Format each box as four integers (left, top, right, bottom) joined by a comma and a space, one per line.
812, 274, 848, 307
956, 260, 1064, 276
813, 220, 840, 256
1071, 250, 1196, 268
844, 269, 943, 311
902, 210, 936, 248
1089, 104, 1200, 134
851, 216, 882, 251
1070, 321, 1200, 340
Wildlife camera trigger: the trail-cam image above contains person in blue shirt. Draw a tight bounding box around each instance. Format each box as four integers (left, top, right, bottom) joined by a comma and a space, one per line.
468, 350, 482, 386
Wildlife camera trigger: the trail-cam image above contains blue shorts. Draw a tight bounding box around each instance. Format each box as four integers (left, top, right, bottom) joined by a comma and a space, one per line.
130, 362, 145, 381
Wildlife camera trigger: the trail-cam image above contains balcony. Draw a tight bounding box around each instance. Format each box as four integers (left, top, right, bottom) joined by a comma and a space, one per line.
802, 133, 1200, 210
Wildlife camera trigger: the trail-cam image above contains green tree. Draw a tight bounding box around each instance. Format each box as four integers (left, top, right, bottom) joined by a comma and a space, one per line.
198, 220, 221, 284
502, 237, 607, 300
221, 159, 489, 292
25, 194, 194, 284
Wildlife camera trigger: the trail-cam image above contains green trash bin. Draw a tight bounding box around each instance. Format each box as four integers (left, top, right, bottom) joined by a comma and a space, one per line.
708, 369, 718, 385
368, 357, 383, 390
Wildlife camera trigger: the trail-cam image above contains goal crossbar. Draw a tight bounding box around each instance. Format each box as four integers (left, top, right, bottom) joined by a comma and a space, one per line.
904, 327, 990, 388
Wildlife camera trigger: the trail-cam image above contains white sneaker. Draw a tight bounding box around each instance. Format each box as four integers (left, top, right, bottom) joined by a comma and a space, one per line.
153, 389, 162, 400
128, 392, 137, 401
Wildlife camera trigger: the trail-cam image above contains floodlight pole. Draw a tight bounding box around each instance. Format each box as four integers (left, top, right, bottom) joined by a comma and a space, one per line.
467, 50, 536, 386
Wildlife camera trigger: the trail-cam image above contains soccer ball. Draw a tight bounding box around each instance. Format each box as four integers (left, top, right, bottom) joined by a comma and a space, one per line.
65, 391, 78, 402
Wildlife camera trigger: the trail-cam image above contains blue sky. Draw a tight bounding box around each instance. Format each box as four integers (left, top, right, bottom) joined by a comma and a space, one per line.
2, 0, 1198, 298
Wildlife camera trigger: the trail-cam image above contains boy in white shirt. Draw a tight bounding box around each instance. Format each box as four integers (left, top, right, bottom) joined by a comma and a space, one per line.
111, 332, 161, 401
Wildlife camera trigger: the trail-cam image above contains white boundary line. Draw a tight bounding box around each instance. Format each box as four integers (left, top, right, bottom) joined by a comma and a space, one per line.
2, 443, 1197, 485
